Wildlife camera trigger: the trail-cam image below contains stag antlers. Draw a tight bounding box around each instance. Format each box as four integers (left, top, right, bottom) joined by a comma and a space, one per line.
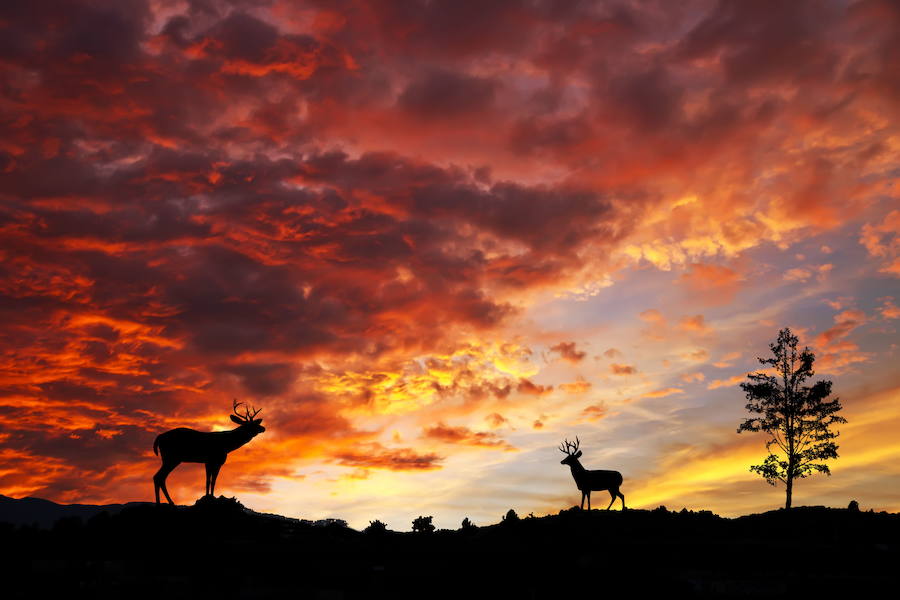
232, 398, 261, 422
559, 436, 580, 456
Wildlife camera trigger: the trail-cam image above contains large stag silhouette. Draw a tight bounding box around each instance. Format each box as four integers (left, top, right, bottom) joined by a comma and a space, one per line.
559, 437, 626, 510
153, 400, 265, 505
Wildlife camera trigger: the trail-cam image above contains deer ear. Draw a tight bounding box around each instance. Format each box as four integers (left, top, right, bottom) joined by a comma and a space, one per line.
230, 415, 244, 425
574, 450, 582, 458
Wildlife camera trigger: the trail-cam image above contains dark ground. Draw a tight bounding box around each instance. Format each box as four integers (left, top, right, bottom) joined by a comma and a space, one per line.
1, 495, 897, 598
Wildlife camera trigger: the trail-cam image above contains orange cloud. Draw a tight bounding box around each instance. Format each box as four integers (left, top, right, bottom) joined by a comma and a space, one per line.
422, 422, 514, 450
860, 210, 900, 276
610, 363, 637, 376
680, 371, 705, 383
713, 352, 741, 368
879, 297, 900, 319
678, 263, 742, 305
581, 403, 609, 421
707, 374, 748, 391
549, 341, 587, 363
641, 387, 685, 399
516, 379, 553, 396
332, 443, 443, 471
559, 377, 592, 394
679, 314, 712, 334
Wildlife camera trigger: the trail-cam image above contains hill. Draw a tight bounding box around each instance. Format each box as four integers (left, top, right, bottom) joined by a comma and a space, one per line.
0, 496, 897, 598
0, 494, 154, 528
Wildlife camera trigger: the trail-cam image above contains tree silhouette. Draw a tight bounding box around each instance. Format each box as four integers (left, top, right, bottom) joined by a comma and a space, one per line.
738, 327, 846, 509
460, 517, 477, 531
411, 515, 434, 533
365, 519, 388, 534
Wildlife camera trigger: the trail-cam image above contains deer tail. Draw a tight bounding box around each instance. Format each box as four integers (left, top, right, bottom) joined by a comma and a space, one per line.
153, 434, 160, 456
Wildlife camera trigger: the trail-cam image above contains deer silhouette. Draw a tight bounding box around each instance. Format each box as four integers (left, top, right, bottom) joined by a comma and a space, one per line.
559, 437, 626, 510
152, 400, 265, 505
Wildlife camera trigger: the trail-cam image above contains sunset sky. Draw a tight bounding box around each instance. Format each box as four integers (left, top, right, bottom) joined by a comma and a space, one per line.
1, 0, 899, 529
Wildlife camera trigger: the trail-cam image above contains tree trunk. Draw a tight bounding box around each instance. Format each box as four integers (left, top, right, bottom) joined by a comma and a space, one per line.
785, 474, 793, 509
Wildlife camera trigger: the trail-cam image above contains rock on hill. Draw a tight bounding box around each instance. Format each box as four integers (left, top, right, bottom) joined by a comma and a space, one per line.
0, 496, 897, 598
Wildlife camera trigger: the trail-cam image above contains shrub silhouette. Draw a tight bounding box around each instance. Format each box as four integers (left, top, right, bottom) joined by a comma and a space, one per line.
411, 515, 435, 533
365, 519, 388, 534
502, 509, 519, 523
460, 517, 477, 531
848, 500, 860, 512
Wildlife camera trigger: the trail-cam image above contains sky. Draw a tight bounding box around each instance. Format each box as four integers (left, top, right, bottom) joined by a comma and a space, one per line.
1, 0, 899, 530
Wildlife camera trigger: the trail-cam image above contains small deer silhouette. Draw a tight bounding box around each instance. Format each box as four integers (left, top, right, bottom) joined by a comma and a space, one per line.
559, 437, 625, 510
152, 400, 266, 505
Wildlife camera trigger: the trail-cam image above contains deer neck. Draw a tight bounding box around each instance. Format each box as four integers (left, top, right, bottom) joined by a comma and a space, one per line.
222, 427, 254, 453
567, 459, 586, 478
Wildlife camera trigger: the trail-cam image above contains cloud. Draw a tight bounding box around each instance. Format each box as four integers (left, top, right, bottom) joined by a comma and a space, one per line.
814, 309, 872, 373
707, 374, 748, 391
332, 443, 443, 471
421, 422, 514, 450
679, 314, 712, 334
815, 309, 867, 347
549, 341, 587, 363
516, 379, 553, 396
879, 297, 900, 319
639, 309, 665, 323
641, 387, 685, 399
398, 68, 497, 119
678, 263, 742, 305
860, 210, 900, 276
712, 352, 741, 368
485, 413, 510, 428
680, 371, 705, 383
610, 363, 637, 376
581, 403, 609, 422
560, 377, 592, 394
783, 264, 833, 283
682, 349, 710, 362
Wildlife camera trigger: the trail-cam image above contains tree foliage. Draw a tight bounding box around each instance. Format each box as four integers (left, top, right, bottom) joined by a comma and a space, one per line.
738, 328, 846, 508
411, 515, 435, 534
502, 509, 519, 523
364, 519, 388, 534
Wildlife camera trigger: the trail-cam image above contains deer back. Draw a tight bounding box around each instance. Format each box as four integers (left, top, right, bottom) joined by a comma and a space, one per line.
579, 469, 623, 491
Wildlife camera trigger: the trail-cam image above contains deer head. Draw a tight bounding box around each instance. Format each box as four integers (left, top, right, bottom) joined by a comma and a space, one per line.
559, 436, 582, 465
230, 399, 266, 436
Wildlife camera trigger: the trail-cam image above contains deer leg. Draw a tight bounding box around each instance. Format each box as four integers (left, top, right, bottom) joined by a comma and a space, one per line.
619, 490, 626, 510
606, 489, 616, 510
154, 460, 179, 505
209, 463, 222, 497
205, 463, 213, 496
580, 491, 585, 510
587, 491, 591, 510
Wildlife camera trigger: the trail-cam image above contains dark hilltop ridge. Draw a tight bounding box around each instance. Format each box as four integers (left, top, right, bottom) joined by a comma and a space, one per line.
1, 495, 897, 598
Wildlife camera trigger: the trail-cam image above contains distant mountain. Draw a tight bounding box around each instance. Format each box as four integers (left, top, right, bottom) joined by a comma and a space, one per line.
0, 494, 153, 528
